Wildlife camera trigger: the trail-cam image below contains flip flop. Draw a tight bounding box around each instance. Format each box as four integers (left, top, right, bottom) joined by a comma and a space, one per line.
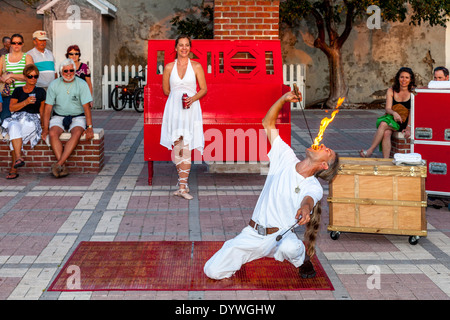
6, 172, 19, 180
13, 158, 25, 168
359, 150, 368, 158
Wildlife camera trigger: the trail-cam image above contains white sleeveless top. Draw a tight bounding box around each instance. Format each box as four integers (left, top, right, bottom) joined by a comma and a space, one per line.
160, 59, 204, 154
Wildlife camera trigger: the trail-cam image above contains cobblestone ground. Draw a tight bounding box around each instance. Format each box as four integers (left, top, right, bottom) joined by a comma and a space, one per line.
0, 109, 449, 300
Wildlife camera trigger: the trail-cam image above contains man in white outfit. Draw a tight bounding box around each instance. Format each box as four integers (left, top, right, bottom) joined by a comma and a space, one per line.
204, 90, 339, 280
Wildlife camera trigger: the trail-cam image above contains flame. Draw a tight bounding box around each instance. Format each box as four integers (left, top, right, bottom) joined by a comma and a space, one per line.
311, 97, 345, 150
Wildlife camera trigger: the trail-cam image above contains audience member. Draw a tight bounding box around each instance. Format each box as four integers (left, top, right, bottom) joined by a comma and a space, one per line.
0, 37, 11, 56
428, 66, 450, 88
433, 66, 449, 81
66, 45, 93, 106
1, 64, 45, 179
41, 59, 93, 178
360, 67, 416, 158
27, 31, 57, 89
0, 34, 33, 122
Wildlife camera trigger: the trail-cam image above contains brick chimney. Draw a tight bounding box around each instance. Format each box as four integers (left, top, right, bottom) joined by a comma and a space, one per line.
213, 0, 280, 40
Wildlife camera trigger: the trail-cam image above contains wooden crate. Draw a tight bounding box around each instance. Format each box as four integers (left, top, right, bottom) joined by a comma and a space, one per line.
327, 157, 427, 241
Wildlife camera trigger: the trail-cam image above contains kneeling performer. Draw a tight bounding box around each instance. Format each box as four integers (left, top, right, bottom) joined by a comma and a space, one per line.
204, 91, 340, 280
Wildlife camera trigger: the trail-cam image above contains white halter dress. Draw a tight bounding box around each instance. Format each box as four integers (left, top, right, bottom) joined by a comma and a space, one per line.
160, 59, 204, 154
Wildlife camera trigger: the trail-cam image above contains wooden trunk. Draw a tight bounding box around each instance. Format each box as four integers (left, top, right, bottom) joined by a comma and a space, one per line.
327, 157, 427, 237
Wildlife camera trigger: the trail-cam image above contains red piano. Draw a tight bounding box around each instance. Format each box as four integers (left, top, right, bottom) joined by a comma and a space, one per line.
144, 40, 291, 184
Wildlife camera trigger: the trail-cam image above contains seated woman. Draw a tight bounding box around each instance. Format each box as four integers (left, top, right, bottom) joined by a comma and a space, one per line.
1, 64, 46, 179
360, 67, 415, 158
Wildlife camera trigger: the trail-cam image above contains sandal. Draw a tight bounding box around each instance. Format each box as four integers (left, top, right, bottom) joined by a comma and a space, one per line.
51, 162, 62, 178
13, 158, 25, 168
173, 188, 194, 200
59, 165, 69, 178
359, 149, 368, 158
6, 172, 19, 180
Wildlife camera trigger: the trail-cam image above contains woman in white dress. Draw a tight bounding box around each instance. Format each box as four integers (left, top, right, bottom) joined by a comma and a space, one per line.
160, 35, 207, 200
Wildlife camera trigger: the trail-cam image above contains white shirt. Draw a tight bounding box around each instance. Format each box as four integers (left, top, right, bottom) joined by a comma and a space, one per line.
427, 80, 450, 88
251, 136, 323, 230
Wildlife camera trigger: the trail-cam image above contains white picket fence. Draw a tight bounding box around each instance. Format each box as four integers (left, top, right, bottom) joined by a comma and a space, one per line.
101, 64, 305, 110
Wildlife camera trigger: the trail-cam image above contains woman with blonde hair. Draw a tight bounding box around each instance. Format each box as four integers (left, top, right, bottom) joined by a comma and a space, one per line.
1, 64, 45, 179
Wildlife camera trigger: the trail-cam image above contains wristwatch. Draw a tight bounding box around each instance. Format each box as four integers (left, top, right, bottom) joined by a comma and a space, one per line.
87, 125, 93, 129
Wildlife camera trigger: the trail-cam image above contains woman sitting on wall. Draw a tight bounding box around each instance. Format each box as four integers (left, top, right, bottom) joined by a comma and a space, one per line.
1, 64, 46, 179
360, 67, 415, 159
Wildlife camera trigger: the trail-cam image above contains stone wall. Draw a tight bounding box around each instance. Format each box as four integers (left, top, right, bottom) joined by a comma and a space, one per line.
0, 2, 43, 53
281, 14, 446, 105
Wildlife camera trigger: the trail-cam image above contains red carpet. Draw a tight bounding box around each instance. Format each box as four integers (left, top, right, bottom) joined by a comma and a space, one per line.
48, 241, 334, 291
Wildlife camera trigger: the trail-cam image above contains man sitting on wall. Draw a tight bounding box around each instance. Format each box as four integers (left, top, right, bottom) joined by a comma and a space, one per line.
41, 59, 94, 178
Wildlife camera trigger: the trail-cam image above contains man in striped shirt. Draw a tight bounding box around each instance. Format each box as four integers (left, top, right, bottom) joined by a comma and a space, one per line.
27, 31, 57, 89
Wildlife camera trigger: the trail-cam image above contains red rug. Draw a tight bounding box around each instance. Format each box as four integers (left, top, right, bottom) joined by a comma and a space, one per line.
48, 241, 334, 291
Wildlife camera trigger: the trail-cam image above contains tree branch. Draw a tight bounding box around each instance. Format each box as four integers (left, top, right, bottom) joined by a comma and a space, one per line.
337, 1, 355, 49
324, 0, 338, 45
311, 7, 331, 54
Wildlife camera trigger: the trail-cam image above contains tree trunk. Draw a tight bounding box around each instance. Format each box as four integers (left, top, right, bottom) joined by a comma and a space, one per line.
326, 48, 348, 108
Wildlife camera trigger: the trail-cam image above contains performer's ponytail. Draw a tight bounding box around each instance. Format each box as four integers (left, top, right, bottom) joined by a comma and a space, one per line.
304, 201, 321, 257
305, 152, 340, 258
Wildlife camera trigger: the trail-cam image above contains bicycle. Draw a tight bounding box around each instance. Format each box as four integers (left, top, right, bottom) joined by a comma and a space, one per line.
110, 69, 145, 113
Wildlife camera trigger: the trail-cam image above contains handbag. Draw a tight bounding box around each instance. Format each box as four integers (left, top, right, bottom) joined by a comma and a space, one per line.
1, 56, 12, 97
392, 104, 409, 123
0, 74, 12, 97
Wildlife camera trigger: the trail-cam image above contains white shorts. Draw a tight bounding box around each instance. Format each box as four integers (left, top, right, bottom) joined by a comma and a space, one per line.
203, 225, 305, 280
49, 115, 86, 132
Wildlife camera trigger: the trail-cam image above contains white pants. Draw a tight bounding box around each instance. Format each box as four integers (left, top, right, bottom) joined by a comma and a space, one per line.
204, 225, 305, 280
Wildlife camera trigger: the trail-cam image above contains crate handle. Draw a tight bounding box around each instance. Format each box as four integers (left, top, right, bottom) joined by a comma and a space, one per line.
415, 128, 432, 140
429, 162, 447, 175
445, 129, 450, 141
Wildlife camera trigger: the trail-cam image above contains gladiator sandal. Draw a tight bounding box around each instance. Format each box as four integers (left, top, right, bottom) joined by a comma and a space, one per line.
173, 146, 193, 200
174, 176, 193, 200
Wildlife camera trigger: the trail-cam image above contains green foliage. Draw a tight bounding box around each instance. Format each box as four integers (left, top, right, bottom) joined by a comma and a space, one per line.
171, 5, 214, 39
21, 0, 41, 6
280, 0, 450, 28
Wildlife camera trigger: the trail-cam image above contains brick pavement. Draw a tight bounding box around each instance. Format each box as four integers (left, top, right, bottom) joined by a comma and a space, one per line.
0, 109, 449, 300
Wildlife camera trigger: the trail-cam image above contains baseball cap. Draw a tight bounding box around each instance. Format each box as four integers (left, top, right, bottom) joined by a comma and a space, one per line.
33, 30, 50, 41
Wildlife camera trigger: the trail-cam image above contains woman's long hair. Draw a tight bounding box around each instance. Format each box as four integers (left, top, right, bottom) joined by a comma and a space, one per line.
392, 67, 416, 93
306, 153, 340, 257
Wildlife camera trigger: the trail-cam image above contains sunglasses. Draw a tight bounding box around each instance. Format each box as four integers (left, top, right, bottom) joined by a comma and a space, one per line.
63, 69, 75, 73
11, 42, 23, 45
68, 52, 80, 56
27, 74, 39, 79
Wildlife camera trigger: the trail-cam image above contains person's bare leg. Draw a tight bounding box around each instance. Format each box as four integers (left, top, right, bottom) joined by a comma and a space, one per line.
173, 138, 193, 200
11, 138, 23, 161
56, 126, 84, 166
381, 128, 393, 158
49, 126, 64, 162
6, 151, 18, 179
361, 122, 390, 158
